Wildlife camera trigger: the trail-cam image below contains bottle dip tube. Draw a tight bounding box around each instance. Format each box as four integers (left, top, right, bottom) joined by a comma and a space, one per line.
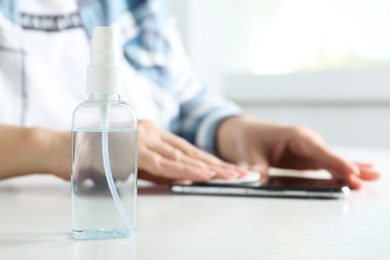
71, 27, 137, 240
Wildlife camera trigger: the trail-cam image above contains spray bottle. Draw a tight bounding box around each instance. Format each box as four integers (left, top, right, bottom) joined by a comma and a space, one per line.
71, 27, 137, 239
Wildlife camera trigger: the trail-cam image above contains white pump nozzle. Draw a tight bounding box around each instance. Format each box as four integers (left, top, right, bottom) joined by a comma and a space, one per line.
87, 27, 122, 94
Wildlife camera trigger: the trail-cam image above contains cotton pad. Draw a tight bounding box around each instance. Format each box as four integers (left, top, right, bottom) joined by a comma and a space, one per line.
206, 171, 261, 184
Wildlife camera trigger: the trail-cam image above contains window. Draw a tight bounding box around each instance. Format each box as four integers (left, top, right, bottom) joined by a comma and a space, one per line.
248, 0, 390, 75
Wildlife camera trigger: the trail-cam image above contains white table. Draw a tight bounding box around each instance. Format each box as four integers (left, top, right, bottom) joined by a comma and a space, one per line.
1, 147, 389, 260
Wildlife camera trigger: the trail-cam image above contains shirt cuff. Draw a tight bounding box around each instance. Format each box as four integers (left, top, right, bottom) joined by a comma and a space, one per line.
195, 107, 241, 156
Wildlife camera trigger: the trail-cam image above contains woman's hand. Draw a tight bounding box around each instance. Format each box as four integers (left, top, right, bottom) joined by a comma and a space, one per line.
49, 120, 245, 184
137, 120, 245, 183
216, 116, 382, 190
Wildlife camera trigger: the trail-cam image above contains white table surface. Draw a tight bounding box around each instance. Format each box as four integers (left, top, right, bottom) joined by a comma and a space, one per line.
1, 147, 389, 260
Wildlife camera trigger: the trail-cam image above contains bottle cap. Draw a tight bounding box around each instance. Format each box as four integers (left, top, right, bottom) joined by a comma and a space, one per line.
86, 27, 122, 94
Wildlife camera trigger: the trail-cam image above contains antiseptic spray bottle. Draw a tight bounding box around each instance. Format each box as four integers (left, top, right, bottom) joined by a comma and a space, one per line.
71, 27, 137, 239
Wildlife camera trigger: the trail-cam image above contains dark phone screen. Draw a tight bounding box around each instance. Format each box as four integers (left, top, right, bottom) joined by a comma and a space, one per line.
265, 176, 348, 188
195, 176, 349, 190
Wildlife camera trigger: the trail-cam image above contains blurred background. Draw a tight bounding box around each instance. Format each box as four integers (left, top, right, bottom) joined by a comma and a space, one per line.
166, 0, 390, 148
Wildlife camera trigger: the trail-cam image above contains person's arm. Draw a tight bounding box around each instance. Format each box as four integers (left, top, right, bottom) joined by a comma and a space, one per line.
0, 125, 71, 180
0, 123, 246, 182
216, 116, 382, 189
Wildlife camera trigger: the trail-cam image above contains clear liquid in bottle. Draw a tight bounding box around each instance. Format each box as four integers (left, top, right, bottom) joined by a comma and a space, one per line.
72, 129, 137, 239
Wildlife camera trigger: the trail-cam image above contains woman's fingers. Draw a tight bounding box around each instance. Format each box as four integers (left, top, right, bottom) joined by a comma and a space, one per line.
159, 130, 246, 177
290, 132, 359, 179
160, 130, 240, 170
355, 162, 376, 168
139, 148, 216, 181
300, 148, 382, 189
348, 174, 364, 190
287, 126, 360, 181
356, 164, 382, 181
312, 150, 373, 190
289, 126, 383, 189
320, 151, 359, 179
148, 140, 207, 168
147, 138, 242, 179
312, 147, 382, 188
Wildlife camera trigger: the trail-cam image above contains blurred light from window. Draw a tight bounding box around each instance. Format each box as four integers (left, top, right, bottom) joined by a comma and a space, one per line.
248, 0, 390, 74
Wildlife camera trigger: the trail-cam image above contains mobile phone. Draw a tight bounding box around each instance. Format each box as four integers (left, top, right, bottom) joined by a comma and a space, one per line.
170, 175, 350, 199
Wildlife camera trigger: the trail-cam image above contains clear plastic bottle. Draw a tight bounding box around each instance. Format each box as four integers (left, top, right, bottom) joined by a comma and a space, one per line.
71, 27, 137, 240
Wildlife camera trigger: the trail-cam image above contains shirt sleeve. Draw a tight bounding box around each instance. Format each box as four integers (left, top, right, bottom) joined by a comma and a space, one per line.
162, 8, 242, 155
